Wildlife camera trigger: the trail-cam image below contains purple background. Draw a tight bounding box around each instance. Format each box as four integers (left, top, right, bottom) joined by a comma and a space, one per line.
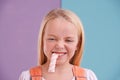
0, 0, 60, 80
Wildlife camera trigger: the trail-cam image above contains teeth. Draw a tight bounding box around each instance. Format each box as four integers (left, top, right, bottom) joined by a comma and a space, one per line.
58, 54, 64, 56
52, 52, 66, 56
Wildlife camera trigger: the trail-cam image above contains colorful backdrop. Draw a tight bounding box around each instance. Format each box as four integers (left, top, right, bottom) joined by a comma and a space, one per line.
0, 0, 120, 80
0, 0, 60, 80
62, 0, 120, 80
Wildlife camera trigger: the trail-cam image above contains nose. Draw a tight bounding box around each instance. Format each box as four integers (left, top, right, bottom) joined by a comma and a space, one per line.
55, 40, 65, 50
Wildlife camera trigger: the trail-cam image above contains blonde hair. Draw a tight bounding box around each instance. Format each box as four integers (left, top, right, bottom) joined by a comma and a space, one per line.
38, 8, 85, 66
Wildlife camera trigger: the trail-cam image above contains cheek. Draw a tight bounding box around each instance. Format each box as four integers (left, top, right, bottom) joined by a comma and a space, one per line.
68, 44, 77, 56
43, 41, 54, 56
68, 41, 78, 57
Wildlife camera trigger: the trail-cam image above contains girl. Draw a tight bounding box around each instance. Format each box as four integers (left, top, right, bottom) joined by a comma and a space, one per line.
19, 8, 97, 80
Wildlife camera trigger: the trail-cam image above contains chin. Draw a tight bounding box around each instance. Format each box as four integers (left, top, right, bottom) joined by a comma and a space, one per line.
56, 60, 69, 65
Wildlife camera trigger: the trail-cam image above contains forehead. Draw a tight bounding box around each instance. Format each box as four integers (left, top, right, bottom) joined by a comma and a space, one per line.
44, 18, 78, 36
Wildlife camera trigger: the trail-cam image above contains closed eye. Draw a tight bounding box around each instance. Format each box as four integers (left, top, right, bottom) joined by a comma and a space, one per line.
47, 38, 56, 41
65, 39, 74, 42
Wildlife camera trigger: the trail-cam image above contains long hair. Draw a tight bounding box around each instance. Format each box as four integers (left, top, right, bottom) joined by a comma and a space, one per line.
38, 8, 85, 66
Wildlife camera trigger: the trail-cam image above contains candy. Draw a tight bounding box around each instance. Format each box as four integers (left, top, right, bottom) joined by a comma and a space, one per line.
48, 53, 59, 72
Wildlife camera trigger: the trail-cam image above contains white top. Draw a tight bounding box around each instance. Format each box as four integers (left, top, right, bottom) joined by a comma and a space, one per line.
19, 69, 97, 80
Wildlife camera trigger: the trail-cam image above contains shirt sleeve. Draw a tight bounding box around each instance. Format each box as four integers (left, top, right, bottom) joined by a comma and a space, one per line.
19, 70, 30, 80
85, 69, 98, 80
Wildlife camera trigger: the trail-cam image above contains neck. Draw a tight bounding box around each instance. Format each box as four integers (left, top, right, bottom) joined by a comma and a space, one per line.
55, 63, 73, 73
42, 61, 73, 73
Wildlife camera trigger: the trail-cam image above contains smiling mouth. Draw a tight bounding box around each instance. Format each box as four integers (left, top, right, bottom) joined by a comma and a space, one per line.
52, 52, 67, 56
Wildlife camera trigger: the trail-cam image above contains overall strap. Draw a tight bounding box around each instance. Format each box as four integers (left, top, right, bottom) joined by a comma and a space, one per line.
73, 66, 87, 80
30, 66, 42, 80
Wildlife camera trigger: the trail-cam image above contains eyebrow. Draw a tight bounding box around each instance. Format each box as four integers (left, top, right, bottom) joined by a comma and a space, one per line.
65, 37, 75, 39
47, 33, 76, 39
47, 34, 57, 37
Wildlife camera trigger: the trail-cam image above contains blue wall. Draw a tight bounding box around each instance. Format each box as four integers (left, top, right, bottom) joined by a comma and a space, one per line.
62, 0, 120, 80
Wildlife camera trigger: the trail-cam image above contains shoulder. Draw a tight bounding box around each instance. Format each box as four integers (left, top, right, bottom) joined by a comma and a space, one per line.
73, 66, 97, 80
84, 68, 98, 80
19, 70, 30, 80
19, 66, 41, 80
30, 66, 42, 76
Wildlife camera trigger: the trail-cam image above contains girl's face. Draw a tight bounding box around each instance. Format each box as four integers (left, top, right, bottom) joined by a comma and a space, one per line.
43, 18, 78, 65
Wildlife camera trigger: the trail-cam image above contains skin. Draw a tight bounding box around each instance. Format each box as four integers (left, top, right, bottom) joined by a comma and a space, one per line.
41, 18, 79, 80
